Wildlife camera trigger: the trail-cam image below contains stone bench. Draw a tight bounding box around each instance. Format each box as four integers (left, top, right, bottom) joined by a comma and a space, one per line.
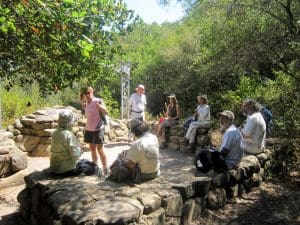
17, 148, 274, 225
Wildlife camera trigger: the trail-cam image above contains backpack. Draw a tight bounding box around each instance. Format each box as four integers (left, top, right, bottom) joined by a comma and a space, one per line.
76, 159, 101, 176
109, 150, 141, 183
98, 98, 108, 125
260, 106, 274, 136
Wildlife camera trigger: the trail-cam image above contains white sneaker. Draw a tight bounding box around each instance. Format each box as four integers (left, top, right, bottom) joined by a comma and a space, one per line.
196, 160, 203, 168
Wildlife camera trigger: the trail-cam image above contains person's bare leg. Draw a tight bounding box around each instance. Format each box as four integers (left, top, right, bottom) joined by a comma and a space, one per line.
89, 144, 97, 163
156, 125, 162, 136
97, 144, 107, 174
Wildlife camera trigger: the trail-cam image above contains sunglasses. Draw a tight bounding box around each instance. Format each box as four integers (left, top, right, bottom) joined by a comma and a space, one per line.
85, 92, 91, 95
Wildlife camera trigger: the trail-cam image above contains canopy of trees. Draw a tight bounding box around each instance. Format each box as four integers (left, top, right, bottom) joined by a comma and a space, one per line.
117, 0, 300, 136
1, 0, 299, 137
0, 0, 135, 94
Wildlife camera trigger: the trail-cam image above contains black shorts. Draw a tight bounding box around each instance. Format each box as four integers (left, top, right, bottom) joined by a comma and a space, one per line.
84, 129, 104, 145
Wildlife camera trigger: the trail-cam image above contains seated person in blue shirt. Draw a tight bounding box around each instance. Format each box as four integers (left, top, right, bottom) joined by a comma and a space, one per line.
195, 110, 243, 172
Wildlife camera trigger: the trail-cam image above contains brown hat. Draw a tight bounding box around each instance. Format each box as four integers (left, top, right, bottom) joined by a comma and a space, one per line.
197, 94, 208, 104
218, 110, 235, 121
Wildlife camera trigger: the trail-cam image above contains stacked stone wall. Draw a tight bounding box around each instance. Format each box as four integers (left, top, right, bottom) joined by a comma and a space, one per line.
166, 124, 211, 152
0, 131, 27, 177
7, 106, 133, 157
18, 148, 274, 225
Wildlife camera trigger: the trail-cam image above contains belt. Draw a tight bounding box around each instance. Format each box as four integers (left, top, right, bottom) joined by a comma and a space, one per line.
131, 109, 143, 113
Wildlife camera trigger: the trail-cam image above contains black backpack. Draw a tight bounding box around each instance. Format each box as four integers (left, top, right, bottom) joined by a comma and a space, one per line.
76, 159, 101, 176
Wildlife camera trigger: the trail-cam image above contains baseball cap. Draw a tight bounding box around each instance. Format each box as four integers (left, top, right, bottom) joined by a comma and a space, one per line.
218, 110, 235, 121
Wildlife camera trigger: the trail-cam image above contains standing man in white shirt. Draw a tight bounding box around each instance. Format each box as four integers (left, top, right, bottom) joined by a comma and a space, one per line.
129, 84, 147, 121
241, 99, 266, 155
128, 84, 147, 142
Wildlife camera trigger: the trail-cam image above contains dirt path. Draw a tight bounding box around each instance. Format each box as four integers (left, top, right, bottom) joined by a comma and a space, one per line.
193, 177, 300, 225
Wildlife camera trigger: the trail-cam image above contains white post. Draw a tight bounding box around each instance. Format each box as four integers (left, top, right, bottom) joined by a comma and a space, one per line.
120, 63, 130, 120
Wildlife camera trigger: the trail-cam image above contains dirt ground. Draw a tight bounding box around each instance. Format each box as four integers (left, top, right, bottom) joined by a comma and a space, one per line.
194, 175, 300, 225
0, 144, 299, 225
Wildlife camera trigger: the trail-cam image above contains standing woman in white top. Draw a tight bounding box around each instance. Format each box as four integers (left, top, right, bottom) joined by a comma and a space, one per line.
185, 94, 210, 151
128, 84, 147, 121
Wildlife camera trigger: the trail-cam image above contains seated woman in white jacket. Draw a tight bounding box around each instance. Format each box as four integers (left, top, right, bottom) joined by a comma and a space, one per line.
185, 94, 210, 151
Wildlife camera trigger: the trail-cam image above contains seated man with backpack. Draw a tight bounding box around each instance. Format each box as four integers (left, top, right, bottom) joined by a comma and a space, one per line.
109, 118, 160, 182
195, 110, 243, 172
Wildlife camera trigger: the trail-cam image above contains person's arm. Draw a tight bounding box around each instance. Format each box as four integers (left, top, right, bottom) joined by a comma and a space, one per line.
80, 93, 86, 110
125, 144, 139, 169
68, 133, 82, 160
202, 105, 210, 120
241, 130, 250, 138
241, 118, 254, 139
97, 99, 108, 114
220, 147, 230, 157
175, 105, 180, 119
166, 105, 171, 119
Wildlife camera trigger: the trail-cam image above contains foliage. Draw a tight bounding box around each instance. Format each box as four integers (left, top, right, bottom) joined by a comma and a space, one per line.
1, 0, 299, 139
116, 0, 299, 138
220, 72, 300, 137
96, 86, 120, 118
1, 81, 51, 127
0, 0, 135, 95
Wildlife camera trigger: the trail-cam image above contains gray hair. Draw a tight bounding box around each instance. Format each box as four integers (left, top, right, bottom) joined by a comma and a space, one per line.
130, 118, 149, 137
243, 99, 262, 113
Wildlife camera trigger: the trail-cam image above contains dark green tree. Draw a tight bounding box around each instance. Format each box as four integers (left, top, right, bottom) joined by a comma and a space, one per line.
0, 0, 135, 94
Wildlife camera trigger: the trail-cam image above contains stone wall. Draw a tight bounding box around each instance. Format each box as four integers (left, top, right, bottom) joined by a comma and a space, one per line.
0, 131, 27, 177
18, 149, 274, 225
164, 125, 210, 152
8, 106, 132, 157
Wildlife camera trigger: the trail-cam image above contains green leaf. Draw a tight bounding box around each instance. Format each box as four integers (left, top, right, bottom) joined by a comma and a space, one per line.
63, 0, 74, 4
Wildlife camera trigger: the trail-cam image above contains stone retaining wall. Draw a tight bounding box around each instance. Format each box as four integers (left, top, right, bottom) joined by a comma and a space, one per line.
165, 125, 211, 152
0, 131, 27, 178
18, 149, 274, 225
7, 106, 134, 157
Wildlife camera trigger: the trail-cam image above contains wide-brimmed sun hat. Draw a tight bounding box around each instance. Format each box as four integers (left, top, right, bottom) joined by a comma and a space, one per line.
218, 110, 235, 121
197, 94, 208, 104
58, 110, 75, 127
135, 84, 145, 92
167, 94, 178, 102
